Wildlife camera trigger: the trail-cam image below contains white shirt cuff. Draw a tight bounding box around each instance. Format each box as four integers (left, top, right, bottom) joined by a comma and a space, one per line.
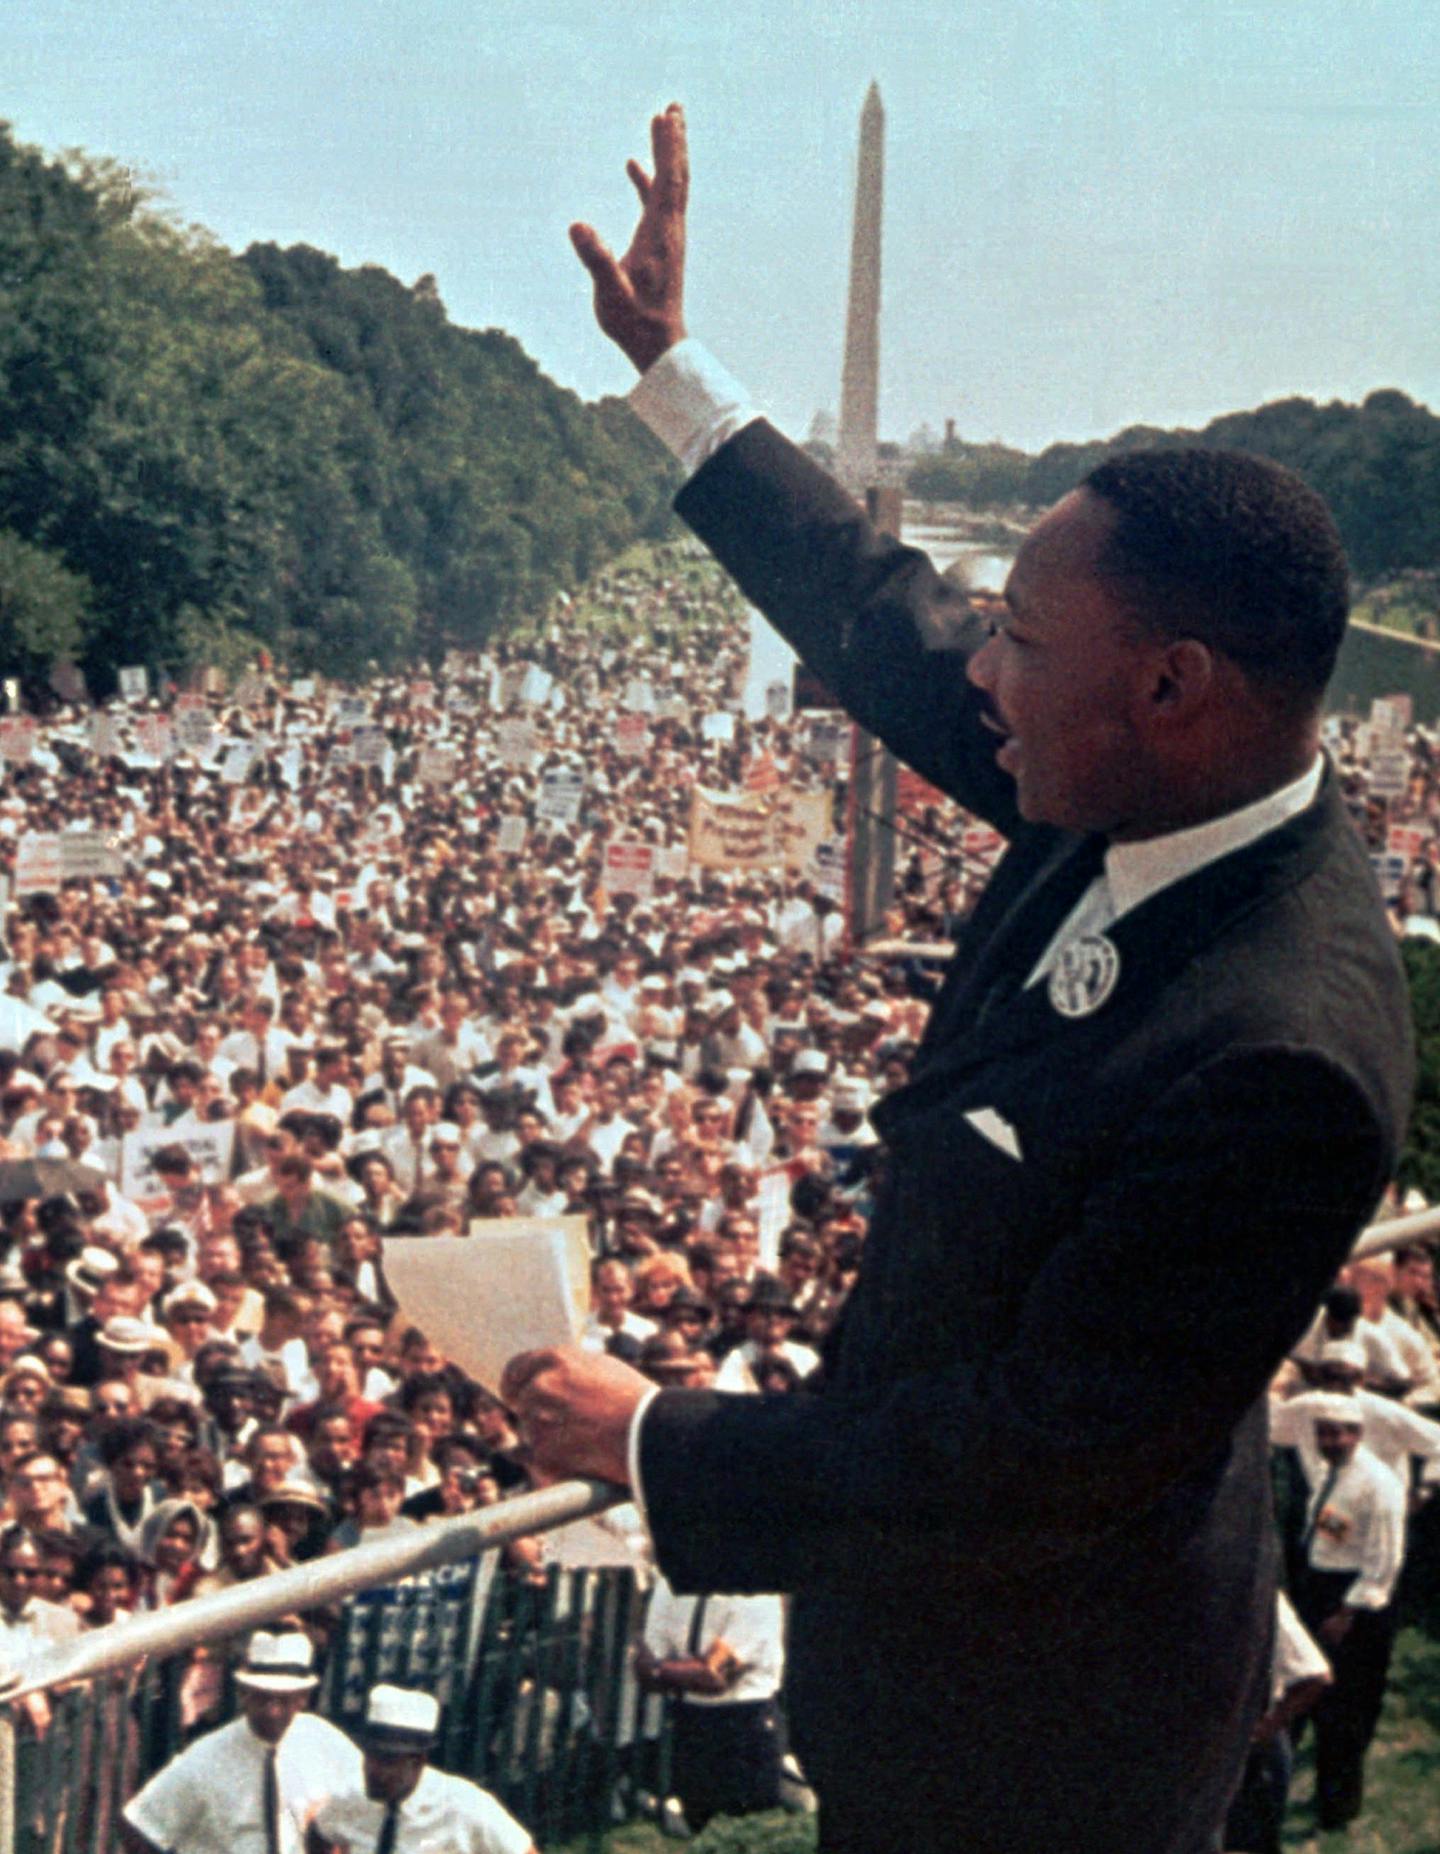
626, 1384, 663, 1526
628, 338, 762, 479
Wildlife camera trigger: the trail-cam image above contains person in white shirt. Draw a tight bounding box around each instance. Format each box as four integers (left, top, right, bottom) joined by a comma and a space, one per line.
121, 1629, 361, 1854
1290, 1399, 1407, 1832
580, 1259, 657, 1354
314, 1683, 536, 1854
1223, 1592, 1331, 1854
1271, 1339, 1440, 1489
638, 1575, 786, 1833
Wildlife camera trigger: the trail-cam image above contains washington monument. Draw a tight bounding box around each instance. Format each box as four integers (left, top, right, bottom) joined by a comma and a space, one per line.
836, 82, 884, 497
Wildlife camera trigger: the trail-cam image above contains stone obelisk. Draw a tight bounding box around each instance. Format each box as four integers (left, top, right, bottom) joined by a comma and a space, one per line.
836, 82, 897, 945
836, 82, 884, 497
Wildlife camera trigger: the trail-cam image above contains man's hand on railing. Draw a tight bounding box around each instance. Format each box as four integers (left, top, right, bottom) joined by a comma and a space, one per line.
500, 1345, 649, 1486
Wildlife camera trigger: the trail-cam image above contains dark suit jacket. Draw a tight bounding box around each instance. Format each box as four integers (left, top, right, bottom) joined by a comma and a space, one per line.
638, 422, 1414, 1854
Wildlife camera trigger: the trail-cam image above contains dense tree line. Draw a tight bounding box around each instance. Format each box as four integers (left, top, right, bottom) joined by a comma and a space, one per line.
0, 127, 677, 691
910, 393, 1440, 586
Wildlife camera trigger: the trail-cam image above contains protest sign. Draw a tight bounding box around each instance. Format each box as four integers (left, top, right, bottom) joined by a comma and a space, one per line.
350, 726, 388, 767
417, 745, 458, 786
497, 719, 536, 769
1370, 852, 1407, 901
764, 678, 792, 721
0, 718, 36, 764
290, 678, 317, 701
89, 715, 122, 759
117, 666, 149, 702
173, 704, 215, 756
536, 769, 584, 827
623, 676, 654, 714
603, 840, 655, 897
1368, 750, 1410, 799
1388, 825, 1429, 863
220, 743, 257, 785
134, 716, 174, 762
688, 785, 830, 876
700, 711, 735, 744
14, 831, 122, 894
58, 832, 123, 881
333, 695, 369, 727
1370, 696, 1411, 740
614, 713, 649, 758
496, 814, 528, 856
13, 835, 63, 896
806, 717, 851, 769
121, 1121, 236, 1209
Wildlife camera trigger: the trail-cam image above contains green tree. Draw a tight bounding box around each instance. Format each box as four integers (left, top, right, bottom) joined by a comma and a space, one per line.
0, 529, 93, 674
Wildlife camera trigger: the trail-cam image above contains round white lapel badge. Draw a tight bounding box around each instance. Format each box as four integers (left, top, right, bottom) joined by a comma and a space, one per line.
1048, 934, 1121, 1019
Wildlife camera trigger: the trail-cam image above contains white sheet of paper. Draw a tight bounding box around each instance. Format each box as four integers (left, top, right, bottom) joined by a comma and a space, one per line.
381, 1217, 591, 1391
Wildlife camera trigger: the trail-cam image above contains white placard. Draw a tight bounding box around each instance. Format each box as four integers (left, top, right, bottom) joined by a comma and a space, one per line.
350, 726, 388, 767
89, 715, 122, 759
290, 678, 317, 701
134, 716, 174, 762
417, 746, 458, 786
173, 707, 215, 756
497, 719, 536, 769
614, 714, 649, 758
623, 677, 655, 714
333, 695, 369, 727
13, 835, 63, 896
603, 840, 655, 897
220, 743, 257, 784
701, 711, 735, 744
117, 666, 149, 702
381, 1219, 590, 1391
120, 1121, 236, 1207
1369, 750, 1410, 798
496, 814, 528, 856
653, 844, 690, 882
536, 769, 585, 827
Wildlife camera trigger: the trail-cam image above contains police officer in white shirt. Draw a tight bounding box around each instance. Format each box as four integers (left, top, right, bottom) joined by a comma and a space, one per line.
314, 1684, 536, 1854
1290, 1398, 1407, 1832
122, 1630, 361, 1854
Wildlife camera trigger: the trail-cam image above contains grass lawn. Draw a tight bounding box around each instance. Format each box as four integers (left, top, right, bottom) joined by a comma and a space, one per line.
559, 1622, 1440, 1854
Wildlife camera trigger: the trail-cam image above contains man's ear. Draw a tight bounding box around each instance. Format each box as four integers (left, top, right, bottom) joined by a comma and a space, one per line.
1148, 637, 1215, 717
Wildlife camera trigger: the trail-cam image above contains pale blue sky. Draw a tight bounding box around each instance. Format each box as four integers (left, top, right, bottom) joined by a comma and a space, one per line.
8, 0, 1437, 450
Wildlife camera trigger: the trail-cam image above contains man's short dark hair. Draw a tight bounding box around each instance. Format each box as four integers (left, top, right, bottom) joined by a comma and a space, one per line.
1081, 448, 1349, 701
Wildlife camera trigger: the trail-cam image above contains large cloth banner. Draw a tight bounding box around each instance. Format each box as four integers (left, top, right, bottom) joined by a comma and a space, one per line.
688, 785, 831, 875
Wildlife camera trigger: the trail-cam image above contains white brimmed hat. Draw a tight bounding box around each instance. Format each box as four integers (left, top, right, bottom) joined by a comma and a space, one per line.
234, 1629, 318, 1692
359, 1684, 439, 1752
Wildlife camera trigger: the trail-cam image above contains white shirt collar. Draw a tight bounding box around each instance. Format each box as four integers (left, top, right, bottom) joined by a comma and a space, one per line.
1103, 754, 1324, 924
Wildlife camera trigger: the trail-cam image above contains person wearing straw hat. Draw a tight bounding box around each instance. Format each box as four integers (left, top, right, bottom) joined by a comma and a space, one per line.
121, 1629, 360, 1854
314, 1684, 536, 1854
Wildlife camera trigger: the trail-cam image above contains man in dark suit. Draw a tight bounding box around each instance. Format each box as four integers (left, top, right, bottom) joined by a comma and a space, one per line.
503, 107, 1414, 1853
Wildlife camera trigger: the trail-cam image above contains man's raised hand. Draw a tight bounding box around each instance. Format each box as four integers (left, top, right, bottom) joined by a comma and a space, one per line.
571, 103, 689, 374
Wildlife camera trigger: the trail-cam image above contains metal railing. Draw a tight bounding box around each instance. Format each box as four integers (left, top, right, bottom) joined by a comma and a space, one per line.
0, 1481, 681, 1854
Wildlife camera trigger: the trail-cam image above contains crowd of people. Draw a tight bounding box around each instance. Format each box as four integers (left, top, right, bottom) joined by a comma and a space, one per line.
0, 543, 1434, 1840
